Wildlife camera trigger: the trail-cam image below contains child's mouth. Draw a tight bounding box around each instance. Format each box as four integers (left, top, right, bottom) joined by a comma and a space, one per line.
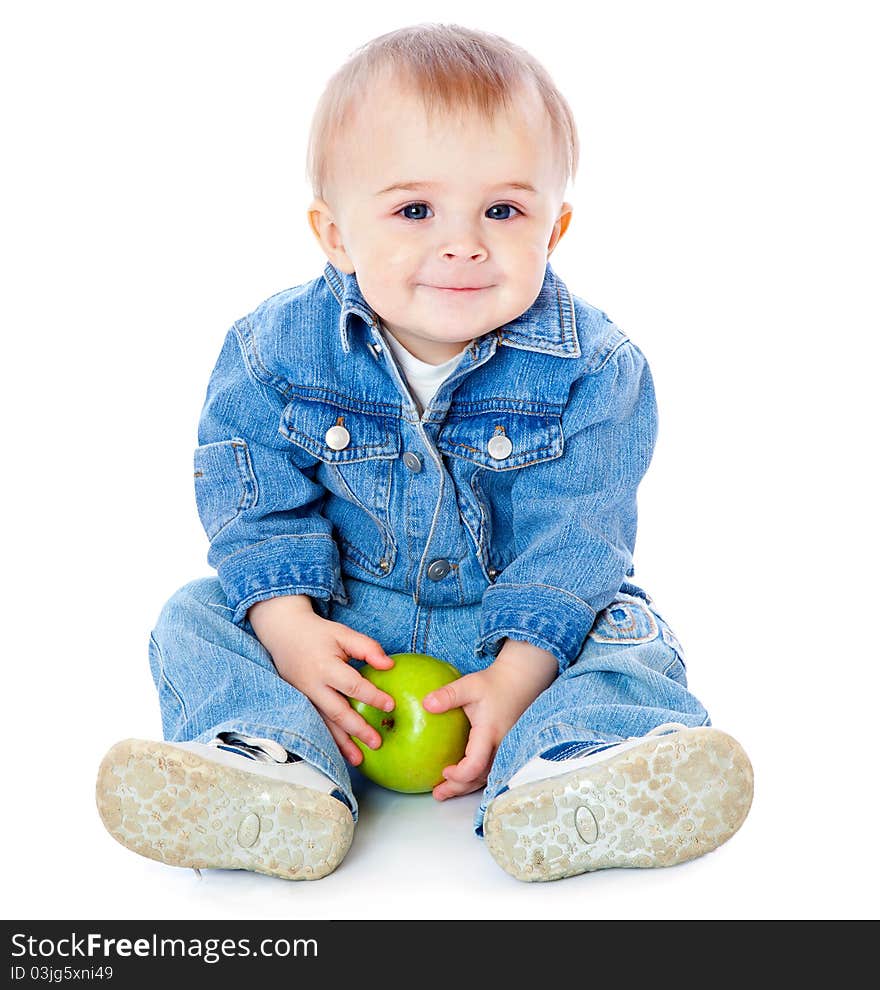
425, 285, 491, 294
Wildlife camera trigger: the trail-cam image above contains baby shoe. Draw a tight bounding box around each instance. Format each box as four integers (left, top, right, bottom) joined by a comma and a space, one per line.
95, 731, 354, 880
483, 723, 753, 882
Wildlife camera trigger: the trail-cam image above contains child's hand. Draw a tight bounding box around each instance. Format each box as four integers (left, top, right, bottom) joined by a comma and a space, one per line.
246, 595, 396, 765
421, 640, 558, 801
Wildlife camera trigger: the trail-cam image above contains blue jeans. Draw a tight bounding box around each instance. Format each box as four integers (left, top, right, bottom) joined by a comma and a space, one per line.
148, 577, 711, 835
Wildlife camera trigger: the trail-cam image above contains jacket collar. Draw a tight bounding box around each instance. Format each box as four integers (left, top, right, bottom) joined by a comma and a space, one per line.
322, 260, 580, 358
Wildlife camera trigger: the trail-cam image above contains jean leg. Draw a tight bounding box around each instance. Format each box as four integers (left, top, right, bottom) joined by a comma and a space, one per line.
148, 576, 357, 819
475, 594, 710, 834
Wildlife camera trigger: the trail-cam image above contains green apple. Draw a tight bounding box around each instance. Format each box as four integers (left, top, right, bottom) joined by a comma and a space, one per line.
349, 652, 470, 793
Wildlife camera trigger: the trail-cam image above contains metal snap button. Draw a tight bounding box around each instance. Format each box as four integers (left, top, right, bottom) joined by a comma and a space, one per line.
402, 451, 423, 473
487, 433, 513, 460
324, 424, 351, 451
426, 558, 451, 581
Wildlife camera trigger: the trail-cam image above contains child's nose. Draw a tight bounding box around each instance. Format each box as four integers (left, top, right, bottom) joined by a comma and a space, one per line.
437, 221, 489, 262
439, 242, 489, 262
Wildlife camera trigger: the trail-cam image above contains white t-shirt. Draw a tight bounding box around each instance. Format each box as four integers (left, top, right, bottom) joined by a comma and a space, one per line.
380, 326, 469, 414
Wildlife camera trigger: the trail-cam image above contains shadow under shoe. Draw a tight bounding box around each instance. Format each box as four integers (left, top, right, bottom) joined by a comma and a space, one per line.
95, 737, 354, 881
483, 725, 753, 882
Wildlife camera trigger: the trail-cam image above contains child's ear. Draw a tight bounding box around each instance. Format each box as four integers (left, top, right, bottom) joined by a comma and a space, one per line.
547, 202, 573, 256
307, 197, 356, 273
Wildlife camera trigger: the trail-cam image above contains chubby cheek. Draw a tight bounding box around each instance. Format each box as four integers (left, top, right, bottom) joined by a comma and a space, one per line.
520, 242, 552, 281
499, 257, 547, 317
356, 240, 421, 303
358, 270, 418, 321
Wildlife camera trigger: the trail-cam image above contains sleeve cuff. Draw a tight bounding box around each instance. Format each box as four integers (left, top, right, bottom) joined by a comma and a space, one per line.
214, 533, 341, 625
476, 583, 597, 673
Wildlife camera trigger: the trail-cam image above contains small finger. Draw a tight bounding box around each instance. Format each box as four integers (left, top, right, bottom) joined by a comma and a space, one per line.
433, 784, 451, 801
451, 728, 494, 780
327, 722, 362, 766
322, 694, 383, 750
433, 777, 482, 801
441, 760, 480, 783
338, 668, 395, 713
443, 763, 489, 791
339, 629, 395, 670
351, 720, 383, 751
365, 653, 396, 670
423, 682, 458, 714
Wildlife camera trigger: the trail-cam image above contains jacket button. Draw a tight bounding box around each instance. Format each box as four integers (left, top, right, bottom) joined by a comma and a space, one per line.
426, 558, 451, 581
487, 567, 500, 581
402, 451, 423, 472
487, 433, 513, 460
325, 425, 351, 451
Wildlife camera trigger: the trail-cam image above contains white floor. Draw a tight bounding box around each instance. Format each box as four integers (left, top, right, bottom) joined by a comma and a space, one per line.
10, 702, 869, 920
66, 746, 748, 920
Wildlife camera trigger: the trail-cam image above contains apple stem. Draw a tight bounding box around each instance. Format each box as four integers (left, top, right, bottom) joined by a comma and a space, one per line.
380, 717, 395, 729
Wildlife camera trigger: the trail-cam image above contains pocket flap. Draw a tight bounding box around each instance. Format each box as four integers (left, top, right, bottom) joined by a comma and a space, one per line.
281, 395, 401, 463
437, 409, 563, 471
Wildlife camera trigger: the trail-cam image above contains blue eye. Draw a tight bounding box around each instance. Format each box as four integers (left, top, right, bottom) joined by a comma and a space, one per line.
486, 204, 520, 220
397, 202, 522, 221
399, 203, 432, 221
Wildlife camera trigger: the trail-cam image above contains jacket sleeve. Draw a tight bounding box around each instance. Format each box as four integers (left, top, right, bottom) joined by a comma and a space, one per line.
475, 339, 658, 673
193, 321, 340, 626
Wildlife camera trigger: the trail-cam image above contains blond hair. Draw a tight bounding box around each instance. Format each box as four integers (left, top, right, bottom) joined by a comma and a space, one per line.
306, 22, 579, 200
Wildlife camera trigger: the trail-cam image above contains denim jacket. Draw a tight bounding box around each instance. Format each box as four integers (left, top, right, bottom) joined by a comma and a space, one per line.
193, 260, 657, 673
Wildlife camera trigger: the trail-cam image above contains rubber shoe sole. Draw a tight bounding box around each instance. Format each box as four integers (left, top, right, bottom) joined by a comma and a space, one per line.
96, 738, 354, 881
484, 726, 753, 882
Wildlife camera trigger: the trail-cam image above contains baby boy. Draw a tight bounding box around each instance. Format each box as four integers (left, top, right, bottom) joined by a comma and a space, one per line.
96, 23, 753, 883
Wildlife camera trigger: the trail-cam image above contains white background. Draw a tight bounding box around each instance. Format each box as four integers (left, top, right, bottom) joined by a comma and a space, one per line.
2, 0, 877, 921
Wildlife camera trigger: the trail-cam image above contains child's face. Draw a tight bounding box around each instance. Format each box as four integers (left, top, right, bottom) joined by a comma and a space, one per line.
309, 75, 573, 363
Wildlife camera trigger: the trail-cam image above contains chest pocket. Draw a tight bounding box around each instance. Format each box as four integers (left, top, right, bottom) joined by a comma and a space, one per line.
436, 407, 563, 471
281, 393, 401, 464
435, 406, 564, 579
280, 391, 401, 528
